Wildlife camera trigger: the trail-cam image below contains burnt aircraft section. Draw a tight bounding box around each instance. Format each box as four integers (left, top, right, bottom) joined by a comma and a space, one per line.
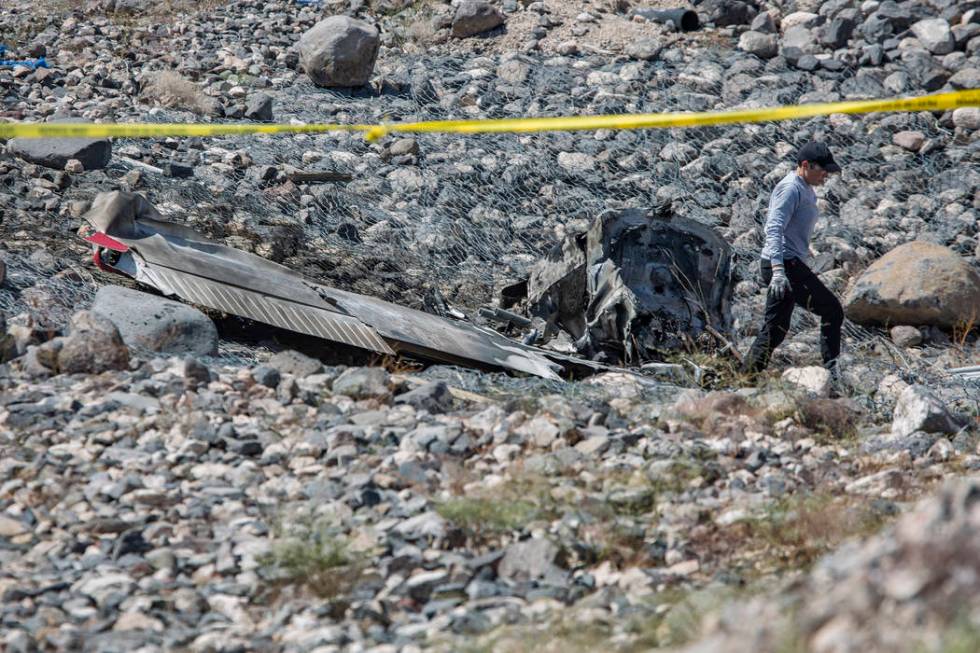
82, 191, 600, 380
523, 208, 733, 365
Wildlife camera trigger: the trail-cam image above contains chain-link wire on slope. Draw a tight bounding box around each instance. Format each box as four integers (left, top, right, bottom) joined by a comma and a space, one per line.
5, 49, 979, 391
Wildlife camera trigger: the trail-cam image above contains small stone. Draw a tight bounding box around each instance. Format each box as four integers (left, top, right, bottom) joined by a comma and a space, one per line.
557, 151, 593, 173
782, 366, 832, 397
183, 356, 212, 387
394, 381, 453, 414
666, 559, 700, 576
498, 538, 565, 582
556, 40, 579, 56
244, 93, 273, 122
452, 0, 505, 38
626, 37, 662, 60
250, 365, 281, 388
738, 30, 779, 59
389, 138, 419, 157
114, 611, 164, 632
162, 162, 194, 178
890, 325, 922, 347
576, 435, 610, 456
64, 158, 84, 174
0, 515, 28, 537
953, 107, 980, 130
332, 366, 390, 399
911, 18, 954, 54
892, 131, 925, 152
267, 349, 323, 378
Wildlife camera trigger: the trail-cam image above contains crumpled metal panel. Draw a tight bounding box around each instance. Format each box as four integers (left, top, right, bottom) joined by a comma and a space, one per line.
82, 191, 569, 380
527, 207, 733, 364
139, 264, 395, 355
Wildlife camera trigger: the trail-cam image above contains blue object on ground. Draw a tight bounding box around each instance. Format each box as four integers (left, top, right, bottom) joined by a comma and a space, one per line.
0, 57, 48, 69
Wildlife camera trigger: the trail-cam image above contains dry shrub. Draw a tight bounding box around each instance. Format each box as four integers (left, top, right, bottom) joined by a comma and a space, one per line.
797, 397, 863, 441
671, 391, 754, 429
407, 17, 437, 44
140, 71, 220, 116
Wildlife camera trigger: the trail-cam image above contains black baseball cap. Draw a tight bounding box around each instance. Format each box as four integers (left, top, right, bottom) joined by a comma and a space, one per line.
795, 141, 841, 173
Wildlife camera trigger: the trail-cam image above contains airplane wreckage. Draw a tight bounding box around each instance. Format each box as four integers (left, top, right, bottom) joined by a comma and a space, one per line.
82, 192, 733, 380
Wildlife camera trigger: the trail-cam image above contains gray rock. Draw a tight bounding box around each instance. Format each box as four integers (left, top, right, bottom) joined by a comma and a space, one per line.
91, 285, 218, 356
298, 16, 380, 87
892, 131, 924, 152
244, 93, 273, 122
891, 384, 961, 437
57, 311, 130, 374
738, 31, 778, 58
267, 349, 323, 377
911, 18, 954, 55
702, 0, 757, 27
863, 430, 938, 459
953, 107, 980, 130
393, 511, 447, 541
819, 16, 855, 49
7, 118, 111, 171
889, 325, 922, 347
625, 38, 663, 60
452, 0, 505, 38
389, 138, 419, 157
844, 242, 980, 329
250, 365, 280, 388
498, 538, 566, 582
781, 26, 817, 54
948, 67, 980, 90
750, 12, 776, 34
332, 366, 390, 399
182, 356, 212, 387
394, 381, 453, 414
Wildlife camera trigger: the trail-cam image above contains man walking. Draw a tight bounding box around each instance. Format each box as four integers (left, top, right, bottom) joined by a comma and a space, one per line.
742, 141, 845, 378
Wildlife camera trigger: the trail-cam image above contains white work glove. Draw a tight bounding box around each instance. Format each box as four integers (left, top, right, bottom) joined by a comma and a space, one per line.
768, 263, 791, 300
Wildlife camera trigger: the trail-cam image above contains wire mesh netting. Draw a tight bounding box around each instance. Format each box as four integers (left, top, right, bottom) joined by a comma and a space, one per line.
119, 52, 978, 308
3, 47, 979, 391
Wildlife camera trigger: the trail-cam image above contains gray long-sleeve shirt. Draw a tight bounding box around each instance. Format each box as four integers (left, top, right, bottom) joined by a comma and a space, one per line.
760, 172, 819, 265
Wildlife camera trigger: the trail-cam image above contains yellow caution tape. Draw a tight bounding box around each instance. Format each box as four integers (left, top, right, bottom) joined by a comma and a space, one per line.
2, 89, 979, 142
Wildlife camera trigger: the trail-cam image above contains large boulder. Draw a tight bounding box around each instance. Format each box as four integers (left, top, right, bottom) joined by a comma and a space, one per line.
451, 0, 505, 38
844, 242, 980, 329
524, 208, 733, 364
92, 285, 218, 356
298, 16, 380, 87
7, 117, 111, 171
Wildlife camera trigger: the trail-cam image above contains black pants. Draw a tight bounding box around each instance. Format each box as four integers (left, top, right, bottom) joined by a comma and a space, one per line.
743, 258, 844, 374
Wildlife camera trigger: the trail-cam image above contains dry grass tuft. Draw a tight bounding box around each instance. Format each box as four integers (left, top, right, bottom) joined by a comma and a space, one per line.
140, 70, 220, 116
702, 492, 893, 575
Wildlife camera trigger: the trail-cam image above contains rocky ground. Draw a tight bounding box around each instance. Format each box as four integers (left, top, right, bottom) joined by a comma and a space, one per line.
2, 0, 980, 652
